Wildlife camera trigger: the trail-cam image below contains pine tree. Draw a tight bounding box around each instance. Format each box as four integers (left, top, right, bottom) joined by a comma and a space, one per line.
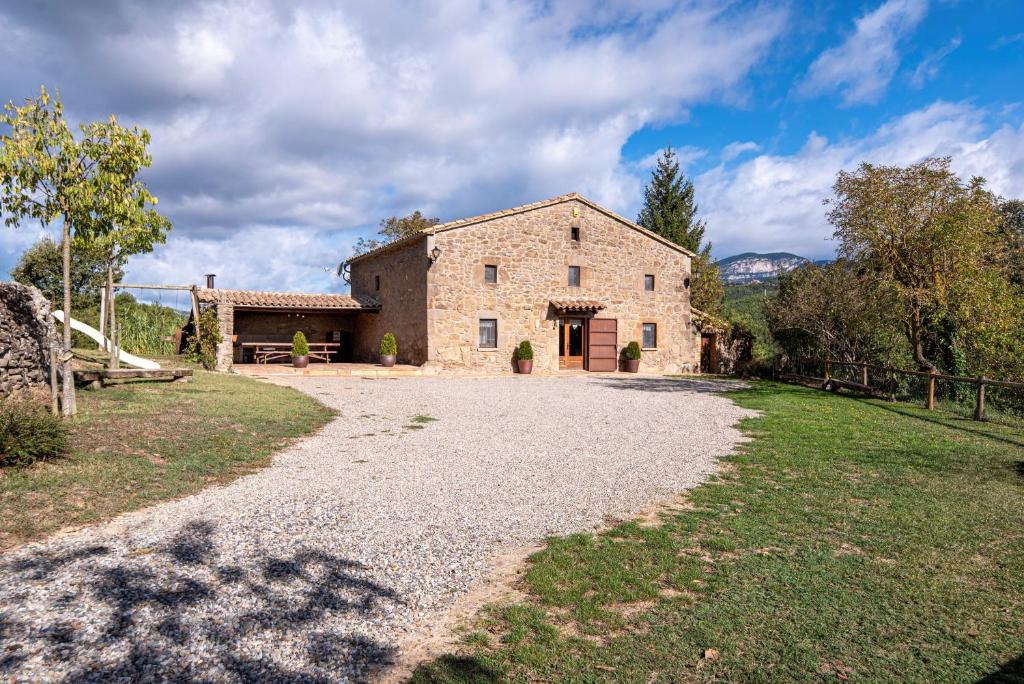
637, 146, 706, 252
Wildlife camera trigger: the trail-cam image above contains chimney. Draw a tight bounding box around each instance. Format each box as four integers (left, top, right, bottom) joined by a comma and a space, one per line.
205, 274, 216, 289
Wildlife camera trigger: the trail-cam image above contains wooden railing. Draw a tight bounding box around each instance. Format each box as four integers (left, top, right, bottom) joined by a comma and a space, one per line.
773, 356, 1024, 422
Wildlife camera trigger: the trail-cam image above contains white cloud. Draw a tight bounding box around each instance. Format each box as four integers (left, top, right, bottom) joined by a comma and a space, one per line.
908, 36, 961, 88
0, 0, 789, 291
699, 101, 1024, 260
721, 141, 761, 161
799, 0, 928, 105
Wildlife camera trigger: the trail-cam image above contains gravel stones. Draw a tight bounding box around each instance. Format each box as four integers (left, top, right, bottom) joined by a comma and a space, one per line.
0, 375, 756, 681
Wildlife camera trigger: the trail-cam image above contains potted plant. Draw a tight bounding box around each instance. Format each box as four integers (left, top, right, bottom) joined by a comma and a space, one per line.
292, 331, 310, 368
516, 340, 534, 374
624, 341, 641, 373
380, 332, 398, 367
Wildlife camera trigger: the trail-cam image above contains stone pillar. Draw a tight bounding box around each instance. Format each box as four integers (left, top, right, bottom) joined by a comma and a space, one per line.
0, 282, 56, 397
215, 303, 234, 372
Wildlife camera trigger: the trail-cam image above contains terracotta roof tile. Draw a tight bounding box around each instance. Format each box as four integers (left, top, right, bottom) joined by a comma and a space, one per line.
197, 288, 379, 310
550, 299, 606, 312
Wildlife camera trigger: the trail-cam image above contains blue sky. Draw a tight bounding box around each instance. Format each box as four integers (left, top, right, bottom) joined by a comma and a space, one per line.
0, 0, 1022, 291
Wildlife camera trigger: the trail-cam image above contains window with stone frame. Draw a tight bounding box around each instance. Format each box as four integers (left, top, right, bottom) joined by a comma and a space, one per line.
479, 319, 497, 348
644, 274, 655, 291
642, 322, 657, 349
484, 264, 498, 284
374, 275, 380, 291
568, 265, 581, 287
571, 226, 580, 242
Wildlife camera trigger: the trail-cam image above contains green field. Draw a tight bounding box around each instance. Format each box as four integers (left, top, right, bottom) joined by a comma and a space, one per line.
413, 381, 1024, 683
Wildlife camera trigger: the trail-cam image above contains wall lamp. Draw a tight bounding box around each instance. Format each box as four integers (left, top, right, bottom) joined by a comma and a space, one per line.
429, 245, 442, 264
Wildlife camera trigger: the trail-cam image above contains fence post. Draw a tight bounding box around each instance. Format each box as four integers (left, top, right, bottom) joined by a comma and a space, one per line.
926, 369, 937, 410
974, 377, 986, 421
861, 362, 869, 387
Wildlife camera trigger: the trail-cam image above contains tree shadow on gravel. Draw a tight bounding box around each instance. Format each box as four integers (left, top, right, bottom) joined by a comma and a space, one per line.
0, 519, 403, 682
593, 376, 747, 394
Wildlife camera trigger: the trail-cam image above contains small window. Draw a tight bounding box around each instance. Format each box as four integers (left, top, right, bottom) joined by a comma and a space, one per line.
479, 319, 497, 348
644, 274, 655, 291
568, 266, 581, 287
374, 275, 380, 291
571, 226, 580, 242
484, 264, 497, 284
642, 323, 657, 349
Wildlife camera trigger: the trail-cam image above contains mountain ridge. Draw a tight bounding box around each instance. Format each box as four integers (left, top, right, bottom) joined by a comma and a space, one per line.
717, 251, 826, 284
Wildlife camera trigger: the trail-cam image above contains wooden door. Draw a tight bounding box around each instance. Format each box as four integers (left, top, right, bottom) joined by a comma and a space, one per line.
559, 318, 585, 369
587, 319, 617, 371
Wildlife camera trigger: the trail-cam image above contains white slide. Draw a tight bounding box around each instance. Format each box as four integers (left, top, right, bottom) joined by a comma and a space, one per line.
53, 310, 162, 370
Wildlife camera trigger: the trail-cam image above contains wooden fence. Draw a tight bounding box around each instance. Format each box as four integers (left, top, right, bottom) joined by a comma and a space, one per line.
773, 356, 1024, 422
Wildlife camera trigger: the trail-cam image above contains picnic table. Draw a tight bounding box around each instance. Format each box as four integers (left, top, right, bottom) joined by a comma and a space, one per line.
241, 342, 340, 364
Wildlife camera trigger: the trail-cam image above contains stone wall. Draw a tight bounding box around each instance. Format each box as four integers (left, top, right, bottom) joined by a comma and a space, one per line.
424, 198, 695, 373
0, 282, 55, 397
349, 239, 429, 365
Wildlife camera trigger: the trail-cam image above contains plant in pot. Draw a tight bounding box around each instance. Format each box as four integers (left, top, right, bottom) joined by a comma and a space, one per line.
291, 331, 310, 368
379, 332, 398, 367
515, 340, 534, 374
624, 341, 642, 373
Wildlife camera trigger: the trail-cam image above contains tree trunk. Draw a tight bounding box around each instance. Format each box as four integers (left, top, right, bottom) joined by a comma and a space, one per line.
908, 300, 935, 372
61, 220, 76, 417
98, 270, 108, 351
107, 265, 118, 369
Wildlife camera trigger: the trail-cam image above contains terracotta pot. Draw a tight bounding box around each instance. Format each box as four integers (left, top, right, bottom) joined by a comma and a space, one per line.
625, 358, 640, 373
517, 359, 533, 374
380, 354, 397, 367
292, 355, 309, 369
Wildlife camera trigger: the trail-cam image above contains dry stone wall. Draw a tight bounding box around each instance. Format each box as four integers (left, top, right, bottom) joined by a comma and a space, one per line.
0, 282, 55, 397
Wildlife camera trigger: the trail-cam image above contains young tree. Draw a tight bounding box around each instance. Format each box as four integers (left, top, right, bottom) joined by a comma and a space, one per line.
637, 146, 706, 252
0, 87, 168, 416
353, 210, 439, 255
637, 146, 723, 314
828, 158, 1003, 371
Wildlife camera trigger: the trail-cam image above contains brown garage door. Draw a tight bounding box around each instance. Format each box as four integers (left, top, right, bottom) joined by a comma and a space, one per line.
587, 318, 617, 372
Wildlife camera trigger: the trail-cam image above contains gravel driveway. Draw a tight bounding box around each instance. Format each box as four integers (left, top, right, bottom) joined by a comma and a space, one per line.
0, 375, 755, 682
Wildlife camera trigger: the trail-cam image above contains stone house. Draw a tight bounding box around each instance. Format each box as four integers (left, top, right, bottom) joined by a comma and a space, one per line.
345, 193, 699, 373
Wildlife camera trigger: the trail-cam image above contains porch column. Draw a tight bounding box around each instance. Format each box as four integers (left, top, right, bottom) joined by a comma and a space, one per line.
215, 303, 234, 372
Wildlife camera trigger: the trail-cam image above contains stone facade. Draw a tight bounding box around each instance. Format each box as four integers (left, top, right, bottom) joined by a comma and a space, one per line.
349, 194, 697, 374
349, 239, 429, 365
0, 282, 55, 397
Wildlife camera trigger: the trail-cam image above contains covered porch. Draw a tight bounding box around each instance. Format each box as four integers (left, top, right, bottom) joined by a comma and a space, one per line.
197, 288, 381, 371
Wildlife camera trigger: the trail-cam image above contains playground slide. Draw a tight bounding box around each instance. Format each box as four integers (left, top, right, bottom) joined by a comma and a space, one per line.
52, 310, 162, 370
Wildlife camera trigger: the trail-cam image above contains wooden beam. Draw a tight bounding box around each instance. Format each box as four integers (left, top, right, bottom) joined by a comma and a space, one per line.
113, 283, 196, 291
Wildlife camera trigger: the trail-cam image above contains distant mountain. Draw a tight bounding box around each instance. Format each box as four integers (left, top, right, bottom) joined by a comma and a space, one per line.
717, 252, 815, 284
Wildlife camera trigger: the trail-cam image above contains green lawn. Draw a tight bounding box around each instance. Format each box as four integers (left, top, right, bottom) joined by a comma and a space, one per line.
0, 371, 334, 548
412, 382, 1024, 683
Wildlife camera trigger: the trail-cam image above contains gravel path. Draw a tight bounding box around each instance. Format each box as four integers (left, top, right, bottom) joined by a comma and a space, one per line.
0, 375, 756, 682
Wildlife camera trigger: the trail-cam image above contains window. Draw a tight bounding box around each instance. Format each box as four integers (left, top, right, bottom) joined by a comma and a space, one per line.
374, 275, 380, 291
642, 323, 657, 349
479, 319, 497, 348
571, 226, 580, 242
484, 264, 497, 284
568, 265, 581, 287
644, 274, 655, 291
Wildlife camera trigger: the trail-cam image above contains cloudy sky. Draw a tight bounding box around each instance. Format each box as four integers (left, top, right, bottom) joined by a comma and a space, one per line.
1, 0, 1022, 293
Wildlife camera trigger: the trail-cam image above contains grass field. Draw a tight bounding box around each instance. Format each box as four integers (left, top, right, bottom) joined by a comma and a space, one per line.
412, 382, 1024, 683
0, 372, 334, 548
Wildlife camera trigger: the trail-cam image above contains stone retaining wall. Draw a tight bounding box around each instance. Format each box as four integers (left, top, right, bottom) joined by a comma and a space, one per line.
0, 282, 56, 397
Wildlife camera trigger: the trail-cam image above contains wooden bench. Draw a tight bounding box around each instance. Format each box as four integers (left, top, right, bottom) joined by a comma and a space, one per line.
823, 377, 886, 397
74, 368, 193, 389
241, 342, 340, 364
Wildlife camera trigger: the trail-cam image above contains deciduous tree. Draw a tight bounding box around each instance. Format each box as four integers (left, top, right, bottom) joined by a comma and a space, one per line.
0, 87, 168, 415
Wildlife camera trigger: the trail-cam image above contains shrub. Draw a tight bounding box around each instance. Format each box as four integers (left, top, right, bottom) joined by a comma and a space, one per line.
183, 307, 222, 370
380, 333, 398, 356
516, 340, 534, 361
625, 341, 642, 360
292, 331, 310, 357
0, 396, 69, 467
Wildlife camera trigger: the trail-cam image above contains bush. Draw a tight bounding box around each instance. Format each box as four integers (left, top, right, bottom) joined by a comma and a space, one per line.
625, 341, 642, 360
380, 333, 398, 356
184, 307, 222, 370
291, 331, 310, 357
0, 397, 69, 467
516, 340, 534, 361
